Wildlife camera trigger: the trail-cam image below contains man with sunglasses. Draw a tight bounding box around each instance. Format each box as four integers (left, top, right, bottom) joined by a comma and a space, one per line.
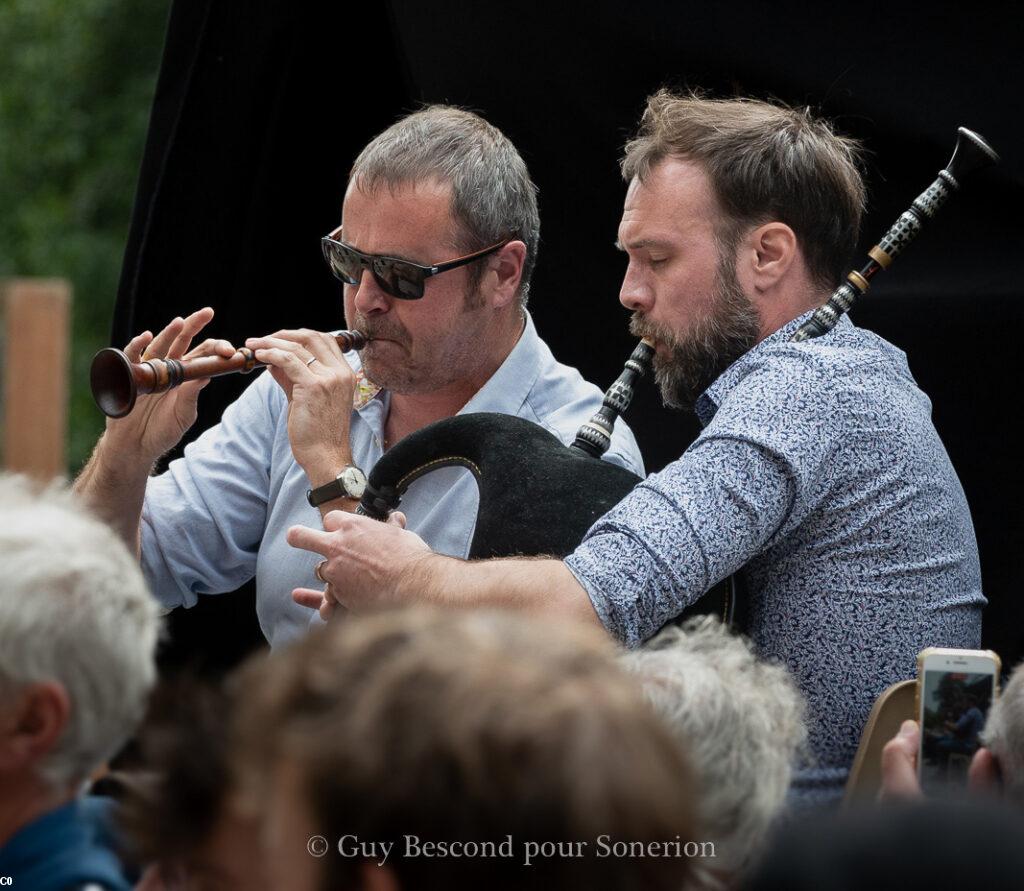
288, 93, 983, 807
74, 105, 644, 647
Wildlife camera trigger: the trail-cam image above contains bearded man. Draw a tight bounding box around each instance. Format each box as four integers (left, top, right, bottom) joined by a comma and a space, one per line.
290, 92, 983, 806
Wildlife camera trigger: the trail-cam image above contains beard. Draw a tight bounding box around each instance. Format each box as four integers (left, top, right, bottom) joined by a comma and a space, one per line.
629, 257, 761, 412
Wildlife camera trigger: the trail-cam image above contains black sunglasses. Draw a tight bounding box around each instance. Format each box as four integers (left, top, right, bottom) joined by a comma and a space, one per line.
321, 225, 512, 300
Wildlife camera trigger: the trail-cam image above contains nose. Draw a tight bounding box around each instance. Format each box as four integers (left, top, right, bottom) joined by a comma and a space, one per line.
351, 270, 392, 316
619, 261, 653, 313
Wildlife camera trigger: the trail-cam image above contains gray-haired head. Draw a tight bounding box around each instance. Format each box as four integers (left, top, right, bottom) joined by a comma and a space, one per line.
0, 474, 161, 791
982, 663, 1024, 804
620, 616, 807, 884
349, 105, 540, 309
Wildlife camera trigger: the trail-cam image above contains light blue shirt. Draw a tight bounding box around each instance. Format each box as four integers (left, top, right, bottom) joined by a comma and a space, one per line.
566, 311, 983, 805
142, 313, 644, 646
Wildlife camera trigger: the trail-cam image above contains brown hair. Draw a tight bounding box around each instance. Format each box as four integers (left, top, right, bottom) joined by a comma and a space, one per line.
235, 608, 696, 891
116, 677, 236, 867
622, 90, 866, 291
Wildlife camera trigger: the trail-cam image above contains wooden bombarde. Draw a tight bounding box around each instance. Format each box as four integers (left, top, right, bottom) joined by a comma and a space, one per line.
90, 329, 369, 418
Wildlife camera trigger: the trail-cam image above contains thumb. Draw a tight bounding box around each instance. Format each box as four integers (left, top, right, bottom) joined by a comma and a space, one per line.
174, 378, 209, 420
179, 376, 209, 403
878, 720, 924, 803
388, 510, 408, 529
897, 718, 920, 744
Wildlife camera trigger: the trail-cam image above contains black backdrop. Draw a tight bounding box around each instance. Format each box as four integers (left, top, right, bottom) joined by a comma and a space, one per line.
114, 0, 1024, 674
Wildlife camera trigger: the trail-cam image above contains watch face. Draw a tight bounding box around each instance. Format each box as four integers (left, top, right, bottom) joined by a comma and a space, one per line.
341, 466, 367, 499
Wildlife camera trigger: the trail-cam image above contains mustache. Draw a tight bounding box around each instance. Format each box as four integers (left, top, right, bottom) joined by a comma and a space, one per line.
628, 313, 678, 348
352, 314, 411, 347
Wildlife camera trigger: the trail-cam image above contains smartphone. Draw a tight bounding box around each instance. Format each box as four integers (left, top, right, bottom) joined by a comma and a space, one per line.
917, 647, 1001, 797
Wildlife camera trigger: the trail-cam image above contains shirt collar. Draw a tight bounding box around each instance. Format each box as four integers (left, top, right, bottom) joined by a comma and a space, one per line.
458, 311, 538, 415
695, 309, 846, 425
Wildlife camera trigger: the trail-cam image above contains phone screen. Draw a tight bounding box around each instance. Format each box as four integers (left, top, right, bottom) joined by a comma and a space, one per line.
919, 667, 995, 796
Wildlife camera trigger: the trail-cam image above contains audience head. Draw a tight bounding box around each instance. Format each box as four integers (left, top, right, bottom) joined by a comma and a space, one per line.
235, 608, 697, 891
0, 474, 160, 825
621, 616, 806, 884
121, 678, 268, 890
745, 800, 1024, 891
981, 662, 1024, 803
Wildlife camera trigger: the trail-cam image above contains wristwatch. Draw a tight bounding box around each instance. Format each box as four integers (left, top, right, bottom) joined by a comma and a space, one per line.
306, 465, 368, 506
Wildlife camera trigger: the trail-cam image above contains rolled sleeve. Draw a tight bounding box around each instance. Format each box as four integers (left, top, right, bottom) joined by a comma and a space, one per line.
140, 374, 279, 608
565, 437, 796, 646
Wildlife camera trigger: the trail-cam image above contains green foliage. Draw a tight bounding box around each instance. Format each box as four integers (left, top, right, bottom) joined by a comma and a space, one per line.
0, 0, 170, 471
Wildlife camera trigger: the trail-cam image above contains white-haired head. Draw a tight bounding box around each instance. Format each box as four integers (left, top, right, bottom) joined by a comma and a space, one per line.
620, 616, 807, 883
0, 473, 160, 790
982, 662, 1024, 803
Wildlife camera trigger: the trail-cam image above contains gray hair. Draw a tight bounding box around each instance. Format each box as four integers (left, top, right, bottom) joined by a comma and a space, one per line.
350, 105, 540, 308
982, 663, 1024, 803
0, 473, 160, 790
620, 616, 807, 883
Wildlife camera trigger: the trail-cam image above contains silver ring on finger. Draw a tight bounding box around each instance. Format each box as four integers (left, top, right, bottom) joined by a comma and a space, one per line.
306, 356, 318, 367
314, 559, 328, 583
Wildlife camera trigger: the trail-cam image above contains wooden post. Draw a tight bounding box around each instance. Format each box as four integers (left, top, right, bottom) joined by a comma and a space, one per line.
2, 278, 71, 479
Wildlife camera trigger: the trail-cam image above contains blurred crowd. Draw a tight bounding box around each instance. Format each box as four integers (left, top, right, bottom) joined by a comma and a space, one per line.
2, 472, 1022, 890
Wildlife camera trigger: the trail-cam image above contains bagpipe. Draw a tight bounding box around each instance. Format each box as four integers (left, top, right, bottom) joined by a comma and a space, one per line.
355, 341, 738, 623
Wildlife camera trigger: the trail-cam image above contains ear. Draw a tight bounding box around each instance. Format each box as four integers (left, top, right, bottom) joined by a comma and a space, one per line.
485, 240, 526, 310
0, 681, 71, 772
737, 222, 798, 293
968, 746, 1003, 797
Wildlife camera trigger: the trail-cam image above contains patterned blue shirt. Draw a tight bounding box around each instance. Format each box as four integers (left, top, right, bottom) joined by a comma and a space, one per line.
141, 313, 644, 647
566, 310, 984, 804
